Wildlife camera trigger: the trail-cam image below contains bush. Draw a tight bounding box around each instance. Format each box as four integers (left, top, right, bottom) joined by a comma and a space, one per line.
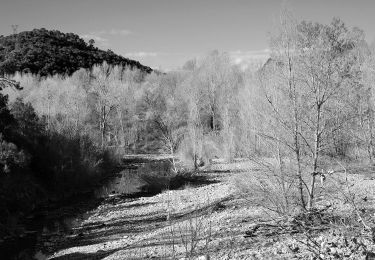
0, 96, 116, 236
0, 135, 29, 175
234, 157, 302, 217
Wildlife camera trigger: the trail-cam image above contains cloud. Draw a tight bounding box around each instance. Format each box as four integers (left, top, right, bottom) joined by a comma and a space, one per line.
80, 29, 131, 48
94, 29, 132, 36
125, 52, 159, 58
229, 49, 270, 70
107, 29, 132, 36
230, 49, 270, 61
81, 34, 109, 47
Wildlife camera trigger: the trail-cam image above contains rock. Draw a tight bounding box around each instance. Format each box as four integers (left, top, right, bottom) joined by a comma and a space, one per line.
262, 241, 273, 247
329, 247, 337, 255
34, 251, 47, 260
288, 244, 299, 253
366, 252, 375, 259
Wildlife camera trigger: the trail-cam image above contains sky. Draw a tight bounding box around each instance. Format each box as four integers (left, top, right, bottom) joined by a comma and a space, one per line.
0, 0, 375, 70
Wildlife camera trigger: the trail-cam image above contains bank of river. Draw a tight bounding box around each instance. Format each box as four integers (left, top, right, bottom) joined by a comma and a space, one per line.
1, 157, 173, 260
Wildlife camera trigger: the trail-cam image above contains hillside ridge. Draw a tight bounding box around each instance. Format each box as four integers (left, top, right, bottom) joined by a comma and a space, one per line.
0, 28, 152, 76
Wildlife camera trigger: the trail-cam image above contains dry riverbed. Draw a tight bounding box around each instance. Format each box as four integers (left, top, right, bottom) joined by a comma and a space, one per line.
46, 161, 375, 260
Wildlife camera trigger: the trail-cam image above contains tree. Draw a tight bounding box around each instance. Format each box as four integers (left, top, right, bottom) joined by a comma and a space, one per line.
353, 44, 375, 162
90, 62, 116, 149
0, 77, 21, 90
0, 135, 28, 175
146, 72, 188, 172
88, 39, 95, 47
296, 18, 363, 208
10, 98, 44, 149
259, 9, 307, 208
0, 77, 20, 139
260, 15, 363, 210
106, 66, 141, 149
181, 52, 243, 162
0, 94, 13, 137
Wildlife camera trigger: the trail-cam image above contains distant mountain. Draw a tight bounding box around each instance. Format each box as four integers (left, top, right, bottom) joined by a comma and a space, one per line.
0, 28, 152, 76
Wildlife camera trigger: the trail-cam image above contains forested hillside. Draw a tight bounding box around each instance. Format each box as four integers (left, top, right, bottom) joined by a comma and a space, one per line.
0, 28, 152, 76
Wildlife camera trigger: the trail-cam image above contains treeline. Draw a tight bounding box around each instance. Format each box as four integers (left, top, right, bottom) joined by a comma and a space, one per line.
0, 28, 152, 76
2, 14, 375, 231
5, 18, 375, 173
5, 54, 246, 170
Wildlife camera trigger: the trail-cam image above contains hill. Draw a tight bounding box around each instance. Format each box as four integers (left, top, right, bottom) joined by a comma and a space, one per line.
0, 28, 152, 76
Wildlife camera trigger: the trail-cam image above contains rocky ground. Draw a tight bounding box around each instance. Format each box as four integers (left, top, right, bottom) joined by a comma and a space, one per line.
44, 161, 375, 260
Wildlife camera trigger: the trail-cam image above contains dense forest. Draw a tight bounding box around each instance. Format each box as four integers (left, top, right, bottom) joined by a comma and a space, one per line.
2, 13, 375, 257
0, 28, 152, 76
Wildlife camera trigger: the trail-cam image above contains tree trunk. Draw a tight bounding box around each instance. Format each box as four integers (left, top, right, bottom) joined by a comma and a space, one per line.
367, 103, 374, 163
288, 52, 306, 209
308, 104, 322, 210
169, 142, 178, 174
118, 108, 126, 147
100, 106, 107, 149
211, 109, 215, 131
295, 138, 305, 209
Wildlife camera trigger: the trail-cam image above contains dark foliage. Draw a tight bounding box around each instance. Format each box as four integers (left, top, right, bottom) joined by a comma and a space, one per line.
0, 94, 14, 137
0, 28, 152, 76
0, 93, 114, 236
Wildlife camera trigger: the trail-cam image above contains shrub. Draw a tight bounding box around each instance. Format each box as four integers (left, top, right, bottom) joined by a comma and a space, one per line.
234, 157, 302, 217
0, 135, 29, 175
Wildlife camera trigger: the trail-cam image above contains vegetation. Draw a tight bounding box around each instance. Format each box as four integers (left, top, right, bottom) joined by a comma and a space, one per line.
2, 15, 374, 206
3, 10, 375, 258
0, 87, 113, 236
0, 28, 152, 76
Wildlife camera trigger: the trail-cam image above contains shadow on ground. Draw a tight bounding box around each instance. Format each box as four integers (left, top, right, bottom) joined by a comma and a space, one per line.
50, 248, 118, 260
49, 171, 221, 258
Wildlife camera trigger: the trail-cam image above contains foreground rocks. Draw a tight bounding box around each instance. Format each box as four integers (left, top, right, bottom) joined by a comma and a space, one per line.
43, 163, 375, 260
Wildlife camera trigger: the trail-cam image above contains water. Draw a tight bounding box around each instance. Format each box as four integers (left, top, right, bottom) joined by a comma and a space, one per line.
95, 167, 142, 197
95, 160, 172, 198
1, 159, 172, 259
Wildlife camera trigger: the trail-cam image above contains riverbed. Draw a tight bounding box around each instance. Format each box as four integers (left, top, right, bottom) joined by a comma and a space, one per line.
1, 158, 173, 260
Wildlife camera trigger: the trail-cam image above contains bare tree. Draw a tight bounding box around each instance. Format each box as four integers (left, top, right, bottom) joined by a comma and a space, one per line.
90, 62, 117, 149
296, 19, 363, 208
259, 9, 307, 209
259, 13, 363, 210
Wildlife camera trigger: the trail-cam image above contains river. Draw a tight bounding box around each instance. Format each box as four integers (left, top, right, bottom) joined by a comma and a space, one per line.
1, 157, 173, 260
